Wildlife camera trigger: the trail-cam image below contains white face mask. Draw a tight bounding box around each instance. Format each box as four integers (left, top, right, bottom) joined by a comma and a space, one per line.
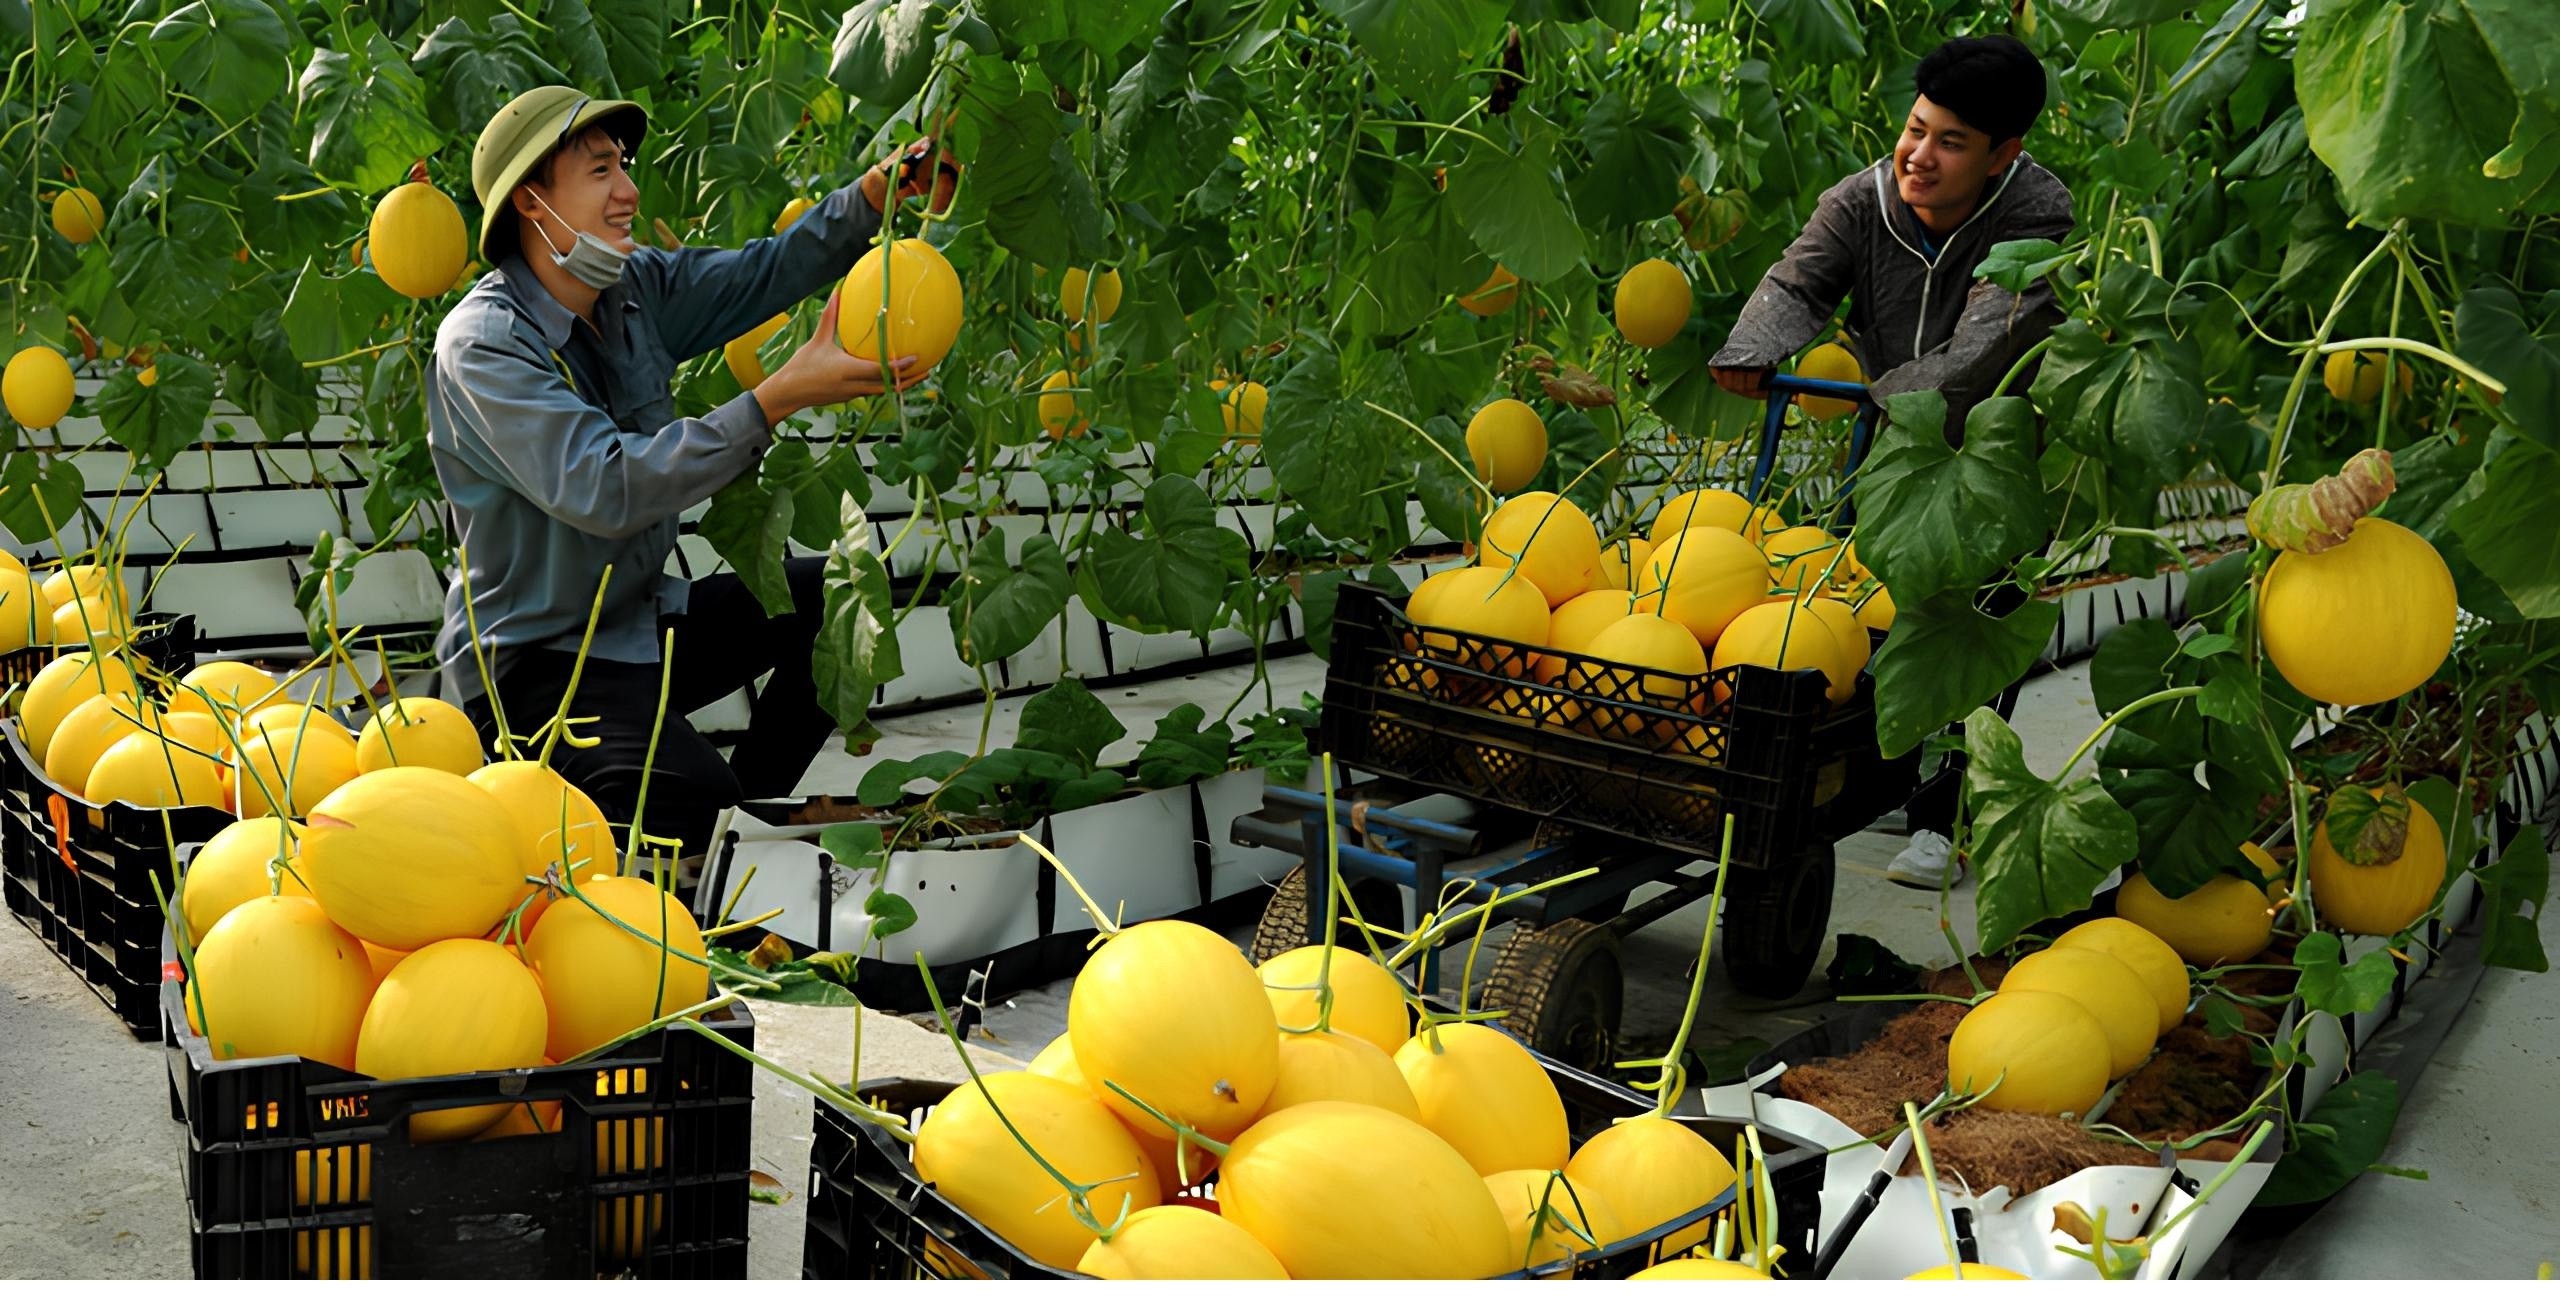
528, 187, 631, 291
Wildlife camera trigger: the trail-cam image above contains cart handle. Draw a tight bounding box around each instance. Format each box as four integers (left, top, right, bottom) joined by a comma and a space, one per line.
1262, 784, 1479, 850
1750, 372, 1881, 531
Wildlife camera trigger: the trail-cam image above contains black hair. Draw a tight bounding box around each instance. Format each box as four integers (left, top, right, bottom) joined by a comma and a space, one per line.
1913, 35, 2048, 145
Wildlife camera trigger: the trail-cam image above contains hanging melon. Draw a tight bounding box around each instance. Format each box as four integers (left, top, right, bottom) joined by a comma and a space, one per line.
2309, 784, 2448, 937
1060, 267, 1123, 324
1464, 398, 1547, 494
3, 345, 76, 429
1614, 259, 1692, 349
2258, 517, 2455, 707
837, 237, 964, 372
368, 164, 468, 299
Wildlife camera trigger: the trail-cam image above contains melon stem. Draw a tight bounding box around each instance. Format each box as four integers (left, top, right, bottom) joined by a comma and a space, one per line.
454, 542, 519, 761
1621, 813, 1736, 1118
535, 566, 615, 770
670, 1014, 911, 1141
1099, 1077, 1232, 1163
916, 955, 1134, 1239
1902, 1101, 1964, 1277
616, 628, 677, 875
1014, 833, 1123, 938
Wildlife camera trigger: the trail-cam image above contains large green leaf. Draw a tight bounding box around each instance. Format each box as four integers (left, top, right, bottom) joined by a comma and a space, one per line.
1576, 91, 1691, 232
2154, 0, 2276, 143
1104, 61, 1247, 213
1445, 134, 1588, 285
2257, 1072, 2402, 1207
980, 0, 1069, 51
411, 16, 568, 136
699, 475, 797, 618
150, 0, 293, 124
1320, 0, 1509, 113
93, 356, 217, 472
1966, 708, 2142, 952
971, 90, 1108, 268
1853, 393, 2049, 601
812, 497, 903, 752
548, 0, 620, 97
2478, 824, 2550, 972
1079, 476, 1247, 636
1744, 0, 1863, 63
107, 202, 231, 334
2452, 284, 2560, 443
280, 258, 406, 364
243, 146, 356, 259
1065, 0, 1154, 55
1015, 677, 1127, 771
2297, 0, 2560, 227
1259, 340, 1404, 544
0, 452, 85, 546
2293, 932, 2402, 1016
829, 0, 943, 110
2030, 268, 2208, 487
952, 528, 1070, 666
2449, 435, 2560, 618
597, 3, 664, 93
2102, 768, 2257, 898
222, 313, 321, 442
1870, 594, 2057, 759
299, 25, 444, 193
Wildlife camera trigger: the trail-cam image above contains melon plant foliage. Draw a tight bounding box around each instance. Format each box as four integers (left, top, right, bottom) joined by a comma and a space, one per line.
2, 2, 2554, 957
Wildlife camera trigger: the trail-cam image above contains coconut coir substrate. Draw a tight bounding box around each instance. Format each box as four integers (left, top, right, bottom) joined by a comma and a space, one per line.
1775, 962, 2274, 1197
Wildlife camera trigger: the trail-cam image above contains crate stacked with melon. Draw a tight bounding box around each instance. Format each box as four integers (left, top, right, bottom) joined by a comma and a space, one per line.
110, 666, 754, 1277
0, 553, 208, 1032
805, 894, 1829, 1282
1353, 429, 1893, 860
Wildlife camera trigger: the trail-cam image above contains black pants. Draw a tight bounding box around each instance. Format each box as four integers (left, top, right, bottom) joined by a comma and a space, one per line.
1903, 579, 2034, 836
465, 557, 832, 864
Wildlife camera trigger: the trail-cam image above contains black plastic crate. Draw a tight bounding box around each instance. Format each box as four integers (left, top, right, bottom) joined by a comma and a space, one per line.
163, 968, 757, 1279
0, 609, 197, 690
1319, 582, 1901, 870
2, 716, 231, 1037
802, 1049, 1827, 1280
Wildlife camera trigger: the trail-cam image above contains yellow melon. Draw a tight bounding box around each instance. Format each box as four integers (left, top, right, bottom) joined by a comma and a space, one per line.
354, 697, 484, 776
1595, 538, 1652, 593
1478, 493, 1601, 607
355, 939, 549, 1140
2052, 917, 2189, 1033
837, 237, 964, 372
1563, 1114, 1736, 1254
1908, 1263, 2031, 1280
171, 660, 281, 721
229, 724, 361, 819
1634, 527, 1770, 647
1060, 267, 1122, 324
1763, 525, 1847, 595
1713, 600, 1848, 702
723, 314, 788, 390
1614, 259, 1691, 349
1485, 1168, 1626, 1273
1214, 379, 1268, 438
1263, 1030, 1423, 1121
524, 876, 711, 1062
1037, 369, 1089, 438
1631, 1257, 1773, 1280
2309, 788, 2448, 937
2323, 350, 2413, 407
1404, 565, 1551, 675
300, 766, 532, 950
2114, 872, 2275, 968
42, 691, 151, 795
1394, 1023, 1567, 1176
913, 1071, 1161, 1269
1536, 589, 1638, 683
1999, 946, 2160, 1077
1077, 1205, 1290, 1279
0, 570, 46, 652
1217, 1100, 1512, 1279
1794, 342, 1865, 420
470, 759, 619, 883
1465, 398, 1547, 494
1069, 920, 1279, 1144
1648, 488, 1783, 546
20, 652, 142, 759
1258, 944, 1410, 1055
3, 345, 76, 429
50, 186, 105, 244
186, 894, 375, 1069
86, 731, 226, 809
1945, 990, 2112, 1116
180, 817, 309, 945
369, 176, 468, 299
2259, 517, 2455, 707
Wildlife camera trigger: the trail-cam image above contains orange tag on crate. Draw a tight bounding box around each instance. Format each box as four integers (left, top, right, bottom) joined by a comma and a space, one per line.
44, 795, 76, 871
162, 960, 185, 983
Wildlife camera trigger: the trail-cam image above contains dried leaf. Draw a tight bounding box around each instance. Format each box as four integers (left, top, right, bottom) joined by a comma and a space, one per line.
2247, 447, 2394, 553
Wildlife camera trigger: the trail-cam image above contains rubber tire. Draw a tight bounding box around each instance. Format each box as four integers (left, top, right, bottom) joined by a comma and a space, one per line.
1719, 845, 1836, 1000
1479, 918, 1624, 1074
1248, 865, 1407, 965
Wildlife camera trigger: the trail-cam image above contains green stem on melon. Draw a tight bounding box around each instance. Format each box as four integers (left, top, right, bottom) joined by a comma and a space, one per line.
918, 956, 1135, 1237
1013, 833, 1123, 938
530, 567, 615, 768
2054, 686, 2205, 781
2317, 337, 2503, 398
2265, 226, 2401, 491
558, 989, 737, 1065
1361, 401, 1491, 504
618, 628, 678, 875
1618, 814, 1736, 1118
1100, 1076, 1232, 1176
454, 542, 520, 761
671, 1014, 911, 1141
1903, 1101, 1966, 1277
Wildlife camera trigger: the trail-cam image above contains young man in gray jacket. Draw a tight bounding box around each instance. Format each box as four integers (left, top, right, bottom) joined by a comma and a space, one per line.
1712, 36, 2074, 889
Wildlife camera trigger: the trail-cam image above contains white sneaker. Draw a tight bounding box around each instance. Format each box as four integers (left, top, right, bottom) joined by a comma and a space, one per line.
1886, 830, 1967, 890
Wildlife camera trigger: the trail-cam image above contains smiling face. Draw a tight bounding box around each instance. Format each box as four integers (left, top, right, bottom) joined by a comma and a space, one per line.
513, 124, 638, 257
1893, 95, 2022, 222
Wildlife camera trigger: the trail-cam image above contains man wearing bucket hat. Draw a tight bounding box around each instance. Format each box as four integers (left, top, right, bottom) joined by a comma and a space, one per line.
430, 85, 958, 869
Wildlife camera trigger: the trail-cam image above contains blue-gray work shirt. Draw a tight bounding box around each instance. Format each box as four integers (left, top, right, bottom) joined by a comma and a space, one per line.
426, 182, 885, 710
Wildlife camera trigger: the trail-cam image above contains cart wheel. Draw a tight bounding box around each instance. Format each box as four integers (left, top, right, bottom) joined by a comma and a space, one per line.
1720, 844, 1837, 1000
1249, 865, 1406, 965
1479, 919, 1624, 1075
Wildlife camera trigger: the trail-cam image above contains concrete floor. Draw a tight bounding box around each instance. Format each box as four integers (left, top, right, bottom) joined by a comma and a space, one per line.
5, 655, 2553, 1278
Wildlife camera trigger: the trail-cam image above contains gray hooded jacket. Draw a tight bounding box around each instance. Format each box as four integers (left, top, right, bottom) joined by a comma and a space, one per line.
1711, 155, 2074, 430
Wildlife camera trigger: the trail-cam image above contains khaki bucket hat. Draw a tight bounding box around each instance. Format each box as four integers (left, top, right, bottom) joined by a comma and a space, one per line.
472, 86, 648, 264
